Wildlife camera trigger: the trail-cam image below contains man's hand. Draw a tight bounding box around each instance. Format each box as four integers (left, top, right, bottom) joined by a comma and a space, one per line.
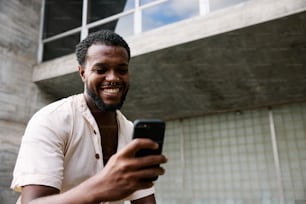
79, 138, 167, 202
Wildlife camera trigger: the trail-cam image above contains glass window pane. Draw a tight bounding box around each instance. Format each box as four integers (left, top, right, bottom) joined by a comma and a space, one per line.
140, 0, 159, 6
115, 14, 134, 38
43, 0, 82, 38
124, 0, 135, 10
89, 14, 134, 39
88, 0, 127, 23
43, 32, 80, 61
142, 0, 199, 32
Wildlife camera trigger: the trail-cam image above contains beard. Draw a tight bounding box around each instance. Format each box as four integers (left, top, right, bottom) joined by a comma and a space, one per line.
85, 82, 129, 112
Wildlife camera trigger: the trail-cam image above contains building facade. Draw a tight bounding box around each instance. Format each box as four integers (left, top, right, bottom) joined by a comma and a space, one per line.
0, 0, 305, 203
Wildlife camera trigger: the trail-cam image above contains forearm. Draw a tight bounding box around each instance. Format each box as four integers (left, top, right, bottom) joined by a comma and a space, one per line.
27, 186, 98, 204
27, 180, 103, 204
28, 193, 77, 204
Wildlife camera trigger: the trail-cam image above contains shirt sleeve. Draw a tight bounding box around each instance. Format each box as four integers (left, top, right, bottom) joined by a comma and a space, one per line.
126, 186, 155, 201
11, 106, 69, 192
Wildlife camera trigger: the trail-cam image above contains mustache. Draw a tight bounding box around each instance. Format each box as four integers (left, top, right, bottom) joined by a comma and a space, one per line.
101, 81, 124, 87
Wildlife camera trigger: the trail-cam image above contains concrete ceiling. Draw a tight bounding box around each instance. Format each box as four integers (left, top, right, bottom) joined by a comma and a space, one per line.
36, 11, 306, 121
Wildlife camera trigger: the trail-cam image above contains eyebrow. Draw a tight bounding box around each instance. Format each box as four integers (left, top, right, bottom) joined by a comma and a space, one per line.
92, 62, 129, 68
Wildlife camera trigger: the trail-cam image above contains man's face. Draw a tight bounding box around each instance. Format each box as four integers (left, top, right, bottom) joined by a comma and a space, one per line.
79, 43, 130, 111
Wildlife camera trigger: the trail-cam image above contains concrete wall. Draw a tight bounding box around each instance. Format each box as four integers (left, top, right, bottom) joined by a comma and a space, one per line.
0, 1, 54, 203
0, 121, 25, 203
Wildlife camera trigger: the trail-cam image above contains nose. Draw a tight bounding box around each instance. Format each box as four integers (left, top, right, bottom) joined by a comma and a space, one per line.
105, 70, 119, 81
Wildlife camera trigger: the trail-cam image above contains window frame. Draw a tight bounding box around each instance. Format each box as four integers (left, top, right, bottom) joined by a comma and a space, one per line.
37, 0, 169, 62
37, 0, 250, 62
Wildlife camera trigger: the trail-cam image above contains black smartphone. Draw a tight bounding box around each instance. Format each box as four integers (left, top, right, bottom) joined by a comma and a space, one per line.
132, 119, 165, 181
132, 119, 165, 157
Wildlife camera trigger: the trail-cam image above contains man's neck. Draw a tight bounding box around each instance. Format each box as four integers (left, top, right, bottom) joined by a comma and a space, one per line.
83, 93, 117, 122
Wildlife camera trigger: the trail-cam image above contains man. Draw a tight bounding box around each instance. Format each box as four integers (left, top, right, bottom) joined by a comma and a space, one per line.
11, 30, 167, 204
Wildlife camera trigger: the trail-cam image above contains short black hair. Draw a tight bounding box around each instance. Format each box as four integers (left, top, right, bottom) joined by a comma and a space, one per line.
75, 30, 130, 66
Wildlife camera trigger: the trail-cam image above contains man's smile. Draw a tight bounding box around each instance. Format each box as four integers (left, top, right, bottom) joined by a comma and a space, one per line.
101, 87, 121, 95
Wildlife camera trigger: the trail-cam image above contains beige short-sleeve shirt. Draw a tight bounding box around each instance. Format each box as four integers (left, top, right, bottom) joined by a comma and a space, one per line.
11, 94, 154, 203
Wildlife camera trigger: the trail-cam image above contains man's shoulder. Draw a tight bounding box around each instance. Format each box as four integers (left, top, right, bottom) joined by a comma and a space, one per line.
31, 94, 83, 121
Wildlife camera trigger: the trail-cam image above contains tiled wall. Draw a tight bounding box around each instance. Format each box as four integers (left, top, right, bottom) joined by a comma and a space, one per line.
274, 104, 306, 203
155, 103, 306, 204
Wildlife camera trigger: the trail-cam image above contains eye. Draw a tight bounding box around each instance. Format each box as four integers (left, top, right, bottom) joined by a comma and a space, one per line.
95, 68, 107, 74
117, 64, 129, 75
117, 68, 128, 75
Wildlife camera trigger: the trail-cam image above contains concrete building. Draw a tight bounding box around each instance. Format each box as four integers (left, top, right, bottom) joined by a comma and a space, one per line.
0, 0, 305, 203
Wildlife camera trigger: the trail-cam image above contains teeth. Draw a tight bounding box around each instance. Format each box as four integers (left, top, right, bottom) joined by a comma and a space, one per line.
103, 88, 119, 94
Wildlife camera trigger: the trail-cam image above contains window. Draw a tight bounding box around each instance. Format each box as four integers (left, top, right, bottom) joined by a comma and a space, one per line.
42, 0, 82, 61
39, 0, 248, 62
141, 0, 199, 32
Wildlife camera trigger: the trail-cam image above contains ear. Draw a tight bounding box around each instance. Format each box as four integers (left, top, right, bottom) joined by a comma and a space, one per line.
78, 65, 86, 82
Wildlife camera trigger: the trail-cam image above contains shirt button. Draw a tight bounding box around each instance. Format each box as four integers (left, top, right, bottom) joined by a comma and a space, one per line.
93, 130, 96, 134
95, 153, 100, 159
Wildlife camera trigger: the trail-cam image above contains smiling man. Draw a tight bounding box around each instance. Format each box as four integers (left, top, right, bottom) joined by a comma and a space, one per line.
11, 30, 167, 204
